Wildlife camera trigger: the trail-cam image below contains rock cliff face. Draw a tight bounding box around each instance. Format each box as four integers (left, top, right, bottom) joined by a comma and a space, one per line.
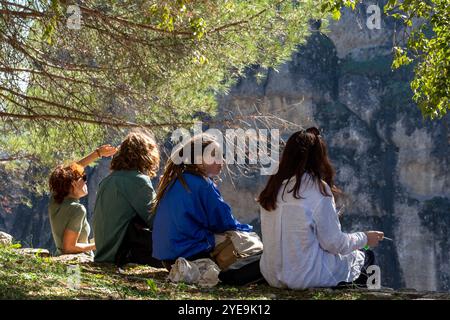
216, 1, 449, 292
0, 1, 448, 292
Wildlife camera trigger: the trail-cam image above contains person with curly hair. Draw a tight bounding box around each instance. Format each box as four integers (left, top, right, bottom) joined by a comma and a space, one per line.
92, 130, 162, 267
48, 145, 117, 256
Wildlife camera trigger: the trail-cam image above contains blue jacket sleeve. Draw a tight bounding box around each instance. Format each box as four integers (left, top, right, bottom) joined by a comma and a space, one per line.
199, 180, 252, 233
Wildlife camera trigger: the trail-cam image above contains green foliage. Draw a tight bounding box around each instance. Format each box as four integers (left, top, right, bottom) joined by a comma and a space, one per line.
321, 0, 358, 20
392, 47, 413, 69
1, 0, 331, 194
0, 246, 67, 299
41, 0, 62, 44
146, 278, 159, 294
324, 0, 450, 119
386, 0, 450, 119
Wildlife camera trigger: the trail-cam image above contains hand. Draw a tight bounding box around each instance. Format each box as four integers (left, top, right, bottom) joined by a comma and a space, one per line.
97, 144, 117, 158
365, 231, 384, 248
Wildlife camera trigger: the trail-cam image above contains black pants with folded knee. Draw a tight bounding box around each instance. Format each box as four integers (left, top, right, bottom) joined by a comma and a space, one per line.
335, 249, 376, 288
218, 259, 264, 286
115, 216, 163, 268
162, 251, 264, 286
353, 249, 376, 286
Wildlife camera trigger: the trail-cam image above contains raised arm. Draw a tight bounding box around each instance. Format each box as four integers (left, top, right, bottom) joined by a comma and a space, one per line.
77, 144, 117, 168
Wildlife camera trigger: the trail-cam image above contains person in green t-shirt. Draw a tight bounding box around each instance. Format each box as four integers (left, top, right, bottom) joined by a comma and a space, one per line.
93, 130, 162, 267
48, 145, 117, 255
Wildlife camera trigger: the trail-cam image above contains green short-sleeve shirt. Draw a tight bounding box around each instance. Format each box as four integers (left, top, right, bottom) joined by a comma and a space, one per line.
48, 196, 91, 256
93, 170, 156, 262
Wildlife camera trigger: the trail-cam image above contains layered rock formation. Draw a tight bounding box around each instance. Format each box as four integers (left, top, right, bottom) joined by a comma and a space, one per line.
216, 1, 449, 292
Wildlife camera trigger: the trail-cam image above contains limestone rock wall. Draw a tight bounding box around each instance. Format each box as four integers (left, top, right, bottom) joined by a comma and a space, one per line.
216, 1, 449, 291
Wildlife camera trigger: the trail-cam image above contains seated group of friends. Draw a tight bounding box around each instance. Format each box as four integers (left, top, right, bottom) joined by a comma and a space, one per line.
48, 128, 384, 289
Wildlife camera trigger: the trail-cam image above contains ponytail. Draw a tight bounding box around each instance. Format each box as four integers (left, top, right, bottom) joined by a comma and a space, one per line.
153, 134, 216, 212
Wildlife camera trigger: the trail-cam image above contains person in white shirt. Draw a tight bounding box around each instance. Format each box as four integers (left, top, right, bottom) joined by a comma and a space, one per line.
257, 127, 384, 289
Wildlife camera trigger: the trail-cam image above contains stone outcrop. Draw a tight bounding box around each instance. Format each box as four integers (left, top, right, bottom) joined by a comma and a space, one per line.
51, 253, 94, 264
0, 231, 12, 246
14, 248, 50, 257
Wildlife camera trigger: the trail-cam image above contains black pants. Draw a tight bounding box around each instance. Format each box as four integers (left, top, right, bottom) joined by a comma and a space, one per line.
115, 216, 163, 268
163, 251, 264, 286
218, 259, 265, 286
335, 249, 376, 289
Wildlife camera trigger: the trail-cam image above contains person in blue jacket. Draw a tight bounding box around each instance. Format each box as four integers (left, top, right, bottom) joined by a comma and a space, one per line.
152, 133, 263, 285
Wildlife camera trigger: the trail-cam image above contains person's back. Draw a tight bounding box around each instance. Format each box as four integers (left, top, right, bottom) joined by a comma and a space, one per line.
48, 196, 89, 256
93, 170, 155, 262
153, 172, 251, 261
258, 128, 384, 289
260, 173, 366, 289
92, 130, 161, 266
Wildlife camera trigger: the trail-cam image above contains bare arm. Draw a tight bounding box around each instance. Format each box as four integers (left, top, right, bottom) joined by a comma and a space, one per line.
62, 229, 96, 254
77, 144, 117, 168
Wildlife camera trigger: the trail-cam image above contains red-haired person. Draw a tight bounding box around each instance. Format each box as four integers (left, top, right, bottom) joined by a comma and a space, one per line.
48, 145, 117, 255
257, 128, 384, 289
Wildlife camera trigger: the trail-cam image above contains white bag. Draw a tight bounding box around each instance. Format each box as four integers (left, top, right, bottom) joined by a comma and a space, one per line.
168, 257, 220, 287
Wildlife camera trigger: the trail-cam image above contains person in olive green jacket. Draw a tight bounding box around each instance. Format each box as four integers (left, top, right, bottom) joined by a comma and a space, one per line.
48, 145, 117, 256
93, 130, 162, 267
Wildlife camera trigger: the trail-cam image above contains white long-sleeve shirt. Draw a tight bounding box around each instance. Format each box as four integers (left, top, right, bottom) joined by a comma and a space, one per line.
259, 173, 367, 289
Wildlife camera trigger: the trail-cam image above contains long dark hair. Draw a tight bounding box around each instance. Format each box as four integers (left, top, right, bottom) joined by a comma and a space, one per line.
153, 134, 216, 211
257, 127, 340, 211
